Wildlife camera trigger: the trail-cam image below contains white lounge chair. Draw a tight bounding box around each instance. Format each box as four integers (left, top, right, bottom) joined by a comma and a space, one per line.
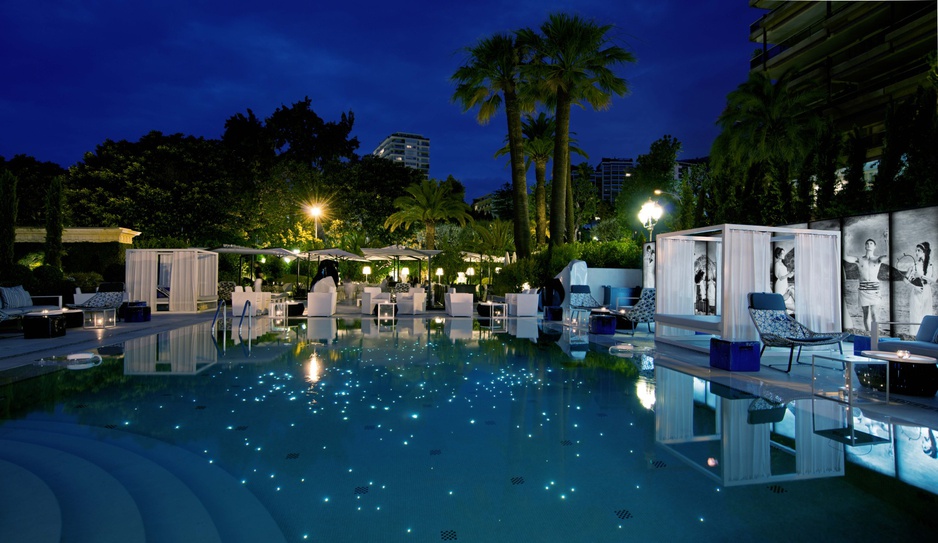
445, 289, 473, 317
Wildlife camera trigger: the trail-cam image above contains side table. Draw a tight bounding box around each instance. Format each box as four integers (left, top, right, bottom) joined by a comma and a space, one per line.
23, 311, 67, 339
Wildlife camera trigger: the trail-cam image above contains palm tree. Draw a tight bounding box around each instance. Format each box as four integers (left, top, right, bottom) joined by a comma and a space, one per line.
519, 13, 634, 246
495, 113, 587, 246
452, 33, 532, 258
713, 69, 823, 225
384, 179, 473, 251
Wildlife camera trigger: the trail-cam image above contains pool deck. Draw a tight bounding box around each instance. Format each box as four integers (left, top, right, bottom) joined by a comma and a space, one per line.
3, 301, 937, 431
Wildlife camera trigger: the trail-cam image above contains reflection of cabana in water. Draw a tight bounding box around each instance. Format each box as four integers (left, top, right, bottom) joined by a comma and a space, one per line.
655, 224, 842, 352
655, 367, 844, 486
123, 324, 218, 375
126, 249, 219, 312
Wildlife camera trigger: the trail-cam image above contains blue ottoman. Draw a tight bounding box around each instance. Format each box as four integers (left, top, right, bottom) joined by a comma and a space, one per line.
709, 338, 760, 371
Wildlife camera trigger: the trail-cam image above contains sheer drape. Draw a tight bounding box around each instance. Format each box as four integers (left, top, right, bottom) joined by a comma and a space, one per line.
199, 253, 219, 299
170, 250, 198, 312
654, 368, 695, 441
723, 227, 771, 340
794, 232, 842, 332
721, 399, 771, 483
656, 237, 696, 337
793, 399, 844, 476
126, 250, 158, 309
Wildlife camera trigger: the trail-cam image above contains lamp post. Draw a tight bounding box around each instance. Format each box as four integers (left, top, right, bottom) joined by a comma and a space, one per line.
638, 199, 663, 242
466, 267, 475, 285
310, 205, 323, 240
363, 265, 371, 284
434, 267, 444, 307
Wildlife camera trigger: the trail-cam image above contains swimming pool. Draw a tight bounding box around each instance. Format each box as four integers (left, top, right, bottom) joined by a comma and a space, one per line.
1, 316, 937, 542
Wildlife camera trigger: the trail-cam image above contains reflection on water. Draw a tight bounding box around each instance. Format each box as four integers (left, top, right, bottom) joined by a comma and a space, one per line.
6, 316, 938, 540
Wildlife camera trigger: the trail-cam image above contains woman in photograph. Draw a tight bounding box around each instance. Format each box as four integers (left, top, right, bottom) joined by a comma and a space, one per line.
905, 241, 936, 336
773, 247, 795, 314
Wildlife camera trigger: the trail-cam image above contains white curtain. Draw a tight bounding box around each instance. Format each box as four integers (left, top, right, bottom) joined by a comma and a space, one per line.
793, 399, 844, 475
169, 250, 198, 312
654, 367, 695, 441
198, 252, 218, 299
721, 398, 772, 483
723, 227, 771, 340
794, 232, 842, 332
125, 250, 158, 309
656, 237, 697, 337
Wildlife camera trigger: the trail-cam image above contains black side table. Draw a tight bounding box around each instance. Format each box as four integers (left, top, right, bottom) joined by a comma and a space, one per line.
23, 312, 67, 339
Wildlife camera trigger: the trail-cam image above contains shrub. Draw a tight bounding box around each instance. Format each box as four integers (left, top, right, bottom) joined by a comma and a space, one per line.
1, 264, 33, 289
31, 265, 65, 294
68, 271, 104, 293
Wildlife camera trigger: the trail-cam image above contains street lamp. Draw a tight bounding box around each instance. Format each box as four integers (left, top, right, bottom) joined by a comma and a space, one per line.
309, 205, 323, 240
638, 199, 663, 242
362, 265, 372, 284
466, 267, 475, 285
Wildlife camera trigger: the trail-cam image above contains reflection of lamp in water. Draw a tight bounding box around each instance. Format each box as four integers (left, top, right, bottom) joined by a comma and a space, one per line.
363, 265, 372, 283
307, 352, 322, 384
636, 380, 656, 410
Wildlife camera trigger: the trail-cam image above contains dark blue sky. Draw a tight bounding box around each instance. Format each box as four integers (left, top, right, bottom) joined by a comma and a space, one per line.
1, 0, 763, 201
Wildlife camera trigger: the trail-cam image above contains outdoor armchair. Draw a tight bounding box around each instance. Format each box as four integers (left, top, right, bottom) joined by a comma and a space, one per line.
507, 291, 538, 317
397, 291, 427, 315
445, 289, 473, 317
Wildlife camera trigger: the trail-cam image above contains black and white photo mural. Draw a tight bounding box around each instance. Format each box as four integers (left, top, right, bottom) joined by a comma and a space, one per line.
771, 238, 795, 316
693, 240, 717, 316
842, 214, 891, 333
643, 242, 655, 289
890, 207, 938, 338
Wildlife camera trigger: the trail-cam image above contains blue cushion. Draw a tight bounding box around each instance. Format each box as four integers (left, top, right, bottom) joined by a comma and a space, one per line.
916, 315, 938, 343
749, 292, 787, 311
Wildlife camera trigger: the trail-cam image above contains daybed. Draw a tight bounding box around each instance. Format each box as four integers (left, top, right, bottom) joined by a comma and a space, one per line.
654, 224, 843, 354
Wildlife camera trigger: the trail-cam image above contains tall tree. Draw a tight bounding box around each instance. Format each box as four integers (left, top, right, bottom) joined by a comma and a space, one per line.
384, 178, 473, 251
0, 169, 17, 273
266, 97, 359, 171
495, 113, 587, 246
520, 13, 634, 246
452, 33, 532, 258
713, 69, 823, 225
43, 174, 65, 268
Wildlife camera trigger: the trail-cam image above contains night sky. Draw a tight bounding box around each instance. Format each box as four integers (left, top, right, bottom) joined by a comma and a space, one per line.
1, 0, 763, 201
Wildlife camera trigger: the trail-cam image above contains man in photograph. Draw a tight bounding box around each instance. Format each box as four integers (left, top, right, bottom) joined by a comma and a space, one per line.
844, 238, 889, 331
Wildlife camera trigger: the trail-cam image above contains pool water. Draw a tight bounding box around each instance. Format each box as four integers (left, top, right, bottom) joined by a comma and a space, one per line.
1, 317, 937, 542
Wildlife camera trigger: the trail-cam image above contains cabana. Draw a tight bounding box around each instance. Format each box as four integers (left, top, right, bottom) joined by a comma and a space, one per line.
654, 224, 842, 352
126, 249, 219, 312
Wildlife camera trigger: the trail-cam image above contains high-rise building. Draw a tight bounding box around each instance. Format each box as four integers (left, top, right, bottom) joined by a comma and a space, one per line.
372, 132, 430, 176
749, 1, 936, 160
590, 158, 635, 204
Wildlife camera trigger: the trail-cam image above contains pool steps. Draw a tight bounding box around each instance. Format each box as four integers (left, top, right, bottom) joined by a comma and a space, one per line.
0, 420, 286, 542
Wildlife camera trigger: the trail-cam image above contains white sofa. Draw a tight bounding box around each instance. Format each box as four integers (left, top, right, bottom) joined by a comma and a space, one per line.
507, 291, 539, 317
445, 289, 473, 317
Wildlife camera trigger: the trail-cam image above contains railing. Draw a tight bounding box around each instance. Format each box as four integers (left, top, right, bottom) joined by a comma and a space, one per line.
211, 300, 227, 332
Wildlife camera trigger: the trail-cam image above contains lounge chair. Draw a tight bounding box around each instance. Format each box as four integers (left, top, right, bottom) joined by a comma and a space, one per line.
748, 292, 848, 372
618, 287, 656, 335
